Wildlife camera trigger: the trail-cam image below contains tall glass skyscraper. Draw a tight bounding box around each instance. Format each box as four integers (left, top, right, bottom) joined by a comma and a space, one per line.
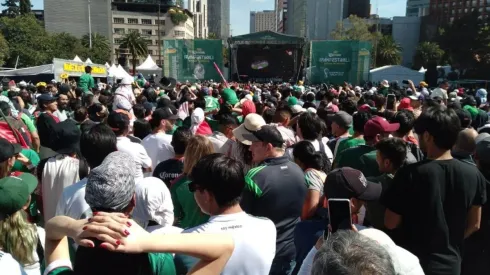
207, 0, 230, 38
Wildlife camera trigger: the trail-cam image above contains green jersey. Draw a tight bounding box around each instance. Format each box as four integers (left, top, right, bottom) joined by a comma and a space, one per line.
170, 175, 209, 229
204, 96, 220, 112
78, 73, 95, 93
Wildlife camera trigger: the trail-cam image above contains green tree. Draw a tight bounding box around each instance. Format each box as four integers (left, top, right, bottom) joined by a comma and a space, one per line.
331, 15, 378, 42
2, 0, 19, 17
375, 35, 402, 67
47, 32, 87, 61
82, 33, 111, 64
19, 0, 31, 15
0, 15, 51, 67
0, 34, 10, 66
119, 31, 148, 73
413, 42, 444, 69
207, 33, 218, 39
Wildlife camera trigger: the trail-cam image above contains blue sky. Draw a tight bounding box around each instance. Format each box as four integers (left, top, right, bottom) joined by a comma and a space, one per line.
31, 0, 406, 35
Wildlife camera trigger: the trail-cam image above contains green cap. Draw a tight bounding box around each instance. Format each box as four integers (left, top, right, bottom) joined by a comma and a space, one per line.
0, 173, 38, 217
287, 96, 298, 107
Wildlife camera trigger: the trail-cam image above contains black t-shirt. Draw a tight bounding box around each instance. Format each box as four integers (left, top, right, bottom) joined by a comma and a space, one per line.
152, 158, 184, 188
381, 158, 487, 275
37, 112, 58, 148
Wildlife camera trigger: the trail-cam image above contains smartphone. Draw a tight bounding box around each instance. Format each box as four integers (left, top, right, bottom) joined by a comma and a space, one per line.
325, 199, 352, 239
386, 94, 396, 111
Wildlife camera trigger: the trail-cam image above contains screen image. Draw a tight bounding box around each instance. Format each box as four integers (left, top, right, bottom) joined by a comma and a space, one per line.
236, 47, 295, 80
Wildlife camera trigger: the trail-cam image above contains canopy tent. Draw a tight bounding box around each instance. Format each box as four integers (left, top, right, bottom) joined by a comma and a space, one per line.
419, 67, 426, 73
136, 55, 160, 70
0, 64, 54, 76
105, 62, 110, 69
108, 64, 132, 79
86, 58, 93, 64
370, 65, 424, 84
73, 55, 83, 62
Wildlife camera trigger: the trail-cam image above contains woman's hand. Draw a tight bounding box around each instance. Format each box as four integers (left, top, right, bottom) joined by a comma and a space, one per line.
77, 212, 149, 253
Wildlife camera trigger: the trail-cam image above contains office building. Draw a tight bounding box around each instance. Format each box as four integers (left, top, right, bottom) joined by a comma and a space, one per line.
250, 10, 276, 33
347, 0, 370, 18
188, 0, 208, 38
430, 0, 490, 24
406, 0, 430, 17
275, 0, 288, 33
207, 0, 230, 38
45, 0, 194, 65
286, 0, 307, 37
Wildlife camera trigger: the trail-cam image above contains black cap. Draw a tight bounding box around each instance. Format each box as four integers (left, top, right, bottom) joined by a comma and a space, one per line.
107, 111, 130, 132
37, 93, 57, 102
463, 95, 477, 107
455, 108, 472, 128
58, 84, 71, 95
152, 106, 178, 121
49, 120, 81, 155
241, 125, 285, 148
0, 138, 21, 162
159, 76, 177, 91
325, 167, 381, 201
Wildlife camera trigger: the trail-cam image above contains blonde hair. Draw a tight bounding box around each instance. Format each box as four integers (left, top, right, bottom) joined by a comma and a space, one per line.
0, 210, 38, 265
183, 135, 215, 174
0, 158, 12, 179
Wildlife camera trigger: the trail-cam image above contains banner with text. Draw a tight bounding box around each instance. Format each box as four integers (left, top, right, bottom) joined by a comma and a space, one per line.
308, 41, 371, 85
163, 39, 224, 82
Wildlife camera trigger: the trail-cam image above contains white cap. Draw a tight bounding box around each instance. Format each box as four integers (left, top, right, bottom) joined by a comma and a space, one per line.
291, 105, 306, 114
233, 113, 266, 145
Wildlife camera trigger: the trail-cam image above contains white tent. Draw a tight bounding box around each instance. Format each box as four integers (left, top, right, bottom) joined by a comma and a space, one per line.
73, 55, 83, 62
136, 55, 160, 70
116, 65, 132, 79
108, 64, 118, 78
105, 62, 110, 69
86, 58, 93, 64
370, 65, 424, 84
419, 67, 427, 73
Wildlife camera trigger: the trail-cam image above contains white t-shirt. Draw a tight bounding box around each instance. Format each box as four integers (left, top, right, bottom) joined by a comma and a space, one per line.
55, 178, 91, 220
207, 132, 229, 153
430, 87, 448, 100
117, 136, 152, 180
42, 155, 80, 221
142, 132, 175, 170
285, 137, 333, 164
0, 251, 27, 275
23, 227, 45, 275
184, 212, 276, 275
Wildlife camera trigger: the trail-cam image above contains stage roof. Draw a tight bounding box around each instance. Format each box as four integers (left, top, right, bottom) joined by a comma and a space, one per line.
229, 31, 305, 45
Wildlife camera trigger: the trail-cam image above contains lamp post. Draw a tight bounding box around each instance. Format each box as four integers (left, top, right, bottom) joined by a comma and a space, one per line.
88, 0, 92, 49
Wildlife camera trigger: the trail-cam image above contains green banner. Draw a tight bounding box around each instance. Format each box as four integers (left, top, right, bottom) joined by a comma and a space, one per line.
163, 39, 224, 82
308, 41, 371, 85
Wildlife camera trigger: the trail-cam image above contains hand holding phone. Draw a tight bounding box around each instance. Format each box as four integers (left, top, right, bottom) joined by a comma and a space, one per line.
325, 199, 353, 239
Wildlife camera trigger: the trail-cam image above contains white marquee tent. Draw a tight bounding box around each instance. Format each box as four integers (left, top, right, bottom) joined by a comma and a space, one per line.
108, 64, 132, 79
136, 55, 160, 70
86, 58, 93, 64
73, 55, 83, 62
370, 65, 424, 84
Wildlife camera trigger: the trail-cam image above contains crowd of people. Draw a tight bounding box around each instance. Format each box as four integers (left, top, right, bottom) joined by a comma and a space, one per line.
0, 68, 488, 275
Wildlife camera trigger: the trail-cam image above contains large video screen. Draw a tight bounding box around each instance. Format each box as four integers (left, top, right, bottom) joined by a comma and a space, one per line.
236, 46, 295, 81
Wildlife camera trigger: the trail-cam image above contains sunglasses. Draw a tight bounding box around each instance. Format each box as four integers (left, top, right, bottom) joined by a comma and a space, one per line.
188, 181, 201, 193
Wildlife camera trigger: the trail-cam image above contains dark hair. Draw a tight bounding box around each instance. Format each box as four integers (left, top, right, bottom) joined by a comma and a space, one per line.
75, 88, 84, 98
133, 104, 145, 120
263, 108, 276, 124
293, 141, 328, 172
312, 230, 395, 275
80, 124, 118, 168
340, 99, 357, 115
373, 94, 385, 110
392, 109, 415, 136
189, 153, 245, 208
0, 101, 10, 116
217, 113, 239, 126
74, 106, 88, 123
85, 66, 92, 74
352, 111, 371, 133
133, 119, 152, 140
171, 127, 192, 155
298, 112, 324, 140
414, 106, 461, 150
375, 137, 407, 170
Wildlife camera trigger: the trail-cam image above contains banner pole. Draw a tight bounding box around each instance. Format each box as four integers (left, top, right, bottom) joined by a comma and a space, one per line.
213, 62, 229, 87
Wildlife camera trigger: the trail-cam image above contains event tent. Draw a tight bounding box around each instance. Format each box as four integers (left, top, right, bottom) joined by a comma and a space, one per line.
108, 64, 132, 79
73, 55, 83, 62
0, 64, 54, 76
370, 65, 424, 84
86, 58, 93, 64
136, 55, 160, 70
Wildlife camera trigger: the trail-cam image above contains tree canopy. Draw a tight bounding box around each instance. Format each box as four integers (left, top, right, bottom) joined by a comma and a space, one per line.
413, 42, 444, 69
375, 36, 403, 67
119, 31, 148, 73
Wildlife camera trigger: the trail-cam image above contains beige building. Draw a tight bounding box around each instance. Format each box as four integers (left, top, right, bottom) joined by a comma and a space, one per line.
112, 11, 194, 66
250, 10, 276, 33
188, 0, 208, 38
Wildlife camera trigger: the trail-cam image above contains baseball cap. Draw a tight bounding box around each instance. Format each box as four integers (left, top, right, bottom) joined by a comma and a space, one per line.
49, 120, 81, 155
381, 80, 389, 88
152, 106, 179, 121
332, 111, 352, 129
0, 138, 21, 163
408, 92, 422, 101
398, 98, 413, 111
419, 81, 428, 87
241, 125, 285, 148
476, 135, 490, 163
37, 93, 57, 102
455, 108, 472, 128
364, 116, 400, 138
85, 151, 136, 211
232, 113, 266, 145
107, 111, 130, 132
325, 167, 381, 201
58, 84, 70, 95
287, 96, 298, 107
291, 104, 306, 114
0, 173, 38, 217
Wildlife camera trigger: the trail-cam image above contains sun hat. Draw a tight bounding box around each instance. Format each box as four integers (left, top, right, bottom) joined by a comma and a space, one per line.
233, 113, 266, 145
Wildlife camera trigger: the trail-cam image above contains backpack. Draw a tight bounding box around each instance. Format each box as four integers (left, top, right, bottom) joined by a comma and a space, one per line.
0, 115, 31, 149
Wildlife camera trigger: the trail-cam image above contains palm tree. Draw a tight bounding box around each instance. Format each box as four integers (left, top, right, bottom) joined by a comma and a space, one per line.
81, 33, 111, 64
375, 35, 403, 67
413, 42, 444, 69
119, 31, 148, 74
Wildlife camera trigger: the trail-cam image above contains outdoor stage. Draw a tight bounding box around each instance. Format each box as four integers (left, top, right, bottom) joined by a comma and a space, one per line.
228, 31, 306, 83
